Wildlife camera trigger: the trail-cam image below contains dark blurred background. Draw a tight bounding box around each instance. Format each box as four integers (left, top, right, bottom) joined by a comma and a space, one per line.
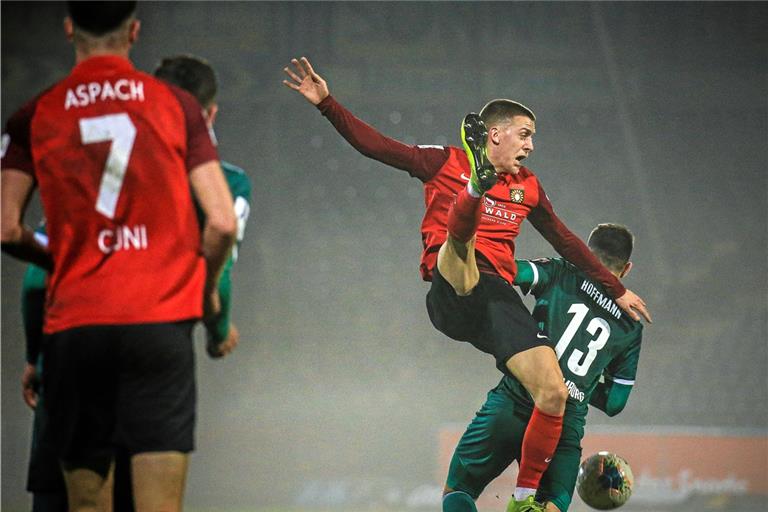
2, 2, 766, 511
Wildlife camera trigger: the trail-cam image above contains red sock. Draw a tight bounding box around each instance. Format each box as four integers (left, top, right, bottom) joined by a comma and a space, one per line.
516, 406, 564, 490
447, 188, 482, 243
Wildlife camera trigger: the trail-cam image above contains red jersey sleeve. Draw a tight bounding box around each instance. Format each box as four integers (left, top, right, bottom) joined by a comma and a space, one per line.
528, 180, 627, 299
165, 84, 219, 171
1, 97, 39, 177
317, 95, 449, 182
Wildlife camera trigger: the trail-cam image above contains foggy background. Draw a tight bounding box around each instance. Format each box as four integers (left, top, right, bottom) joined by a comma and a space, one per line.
2, 2, 766, 511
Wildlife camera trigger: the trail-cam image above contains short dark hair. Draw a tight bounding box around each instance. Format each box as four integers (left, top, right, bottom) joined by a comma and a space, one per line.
154, 55, 218, 108
67, 1, 137, 36
479, 99, 536, 127
588, 223, 634, 273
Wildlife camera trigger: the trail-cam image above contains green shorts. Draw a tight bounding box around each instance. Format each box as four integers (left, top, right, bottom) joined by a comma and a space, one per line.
445, 385, 584, 512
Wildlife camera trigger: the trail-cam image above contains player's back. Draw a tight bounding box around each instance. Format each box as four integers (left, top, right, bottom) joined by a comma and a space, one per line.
19, 55, 214, 333
500, 258, 643, 421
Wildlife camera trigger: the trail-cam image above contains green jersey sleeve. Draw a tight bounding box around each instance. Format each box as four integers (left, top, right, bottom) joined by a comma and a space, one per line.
588, 331, 642, 416
207, 161, 252, 344
604, 330, 642, 384
222, 160, 252, 262
22, 264, 47, 364
514, 258, 561, 296
589, 377, 632, 417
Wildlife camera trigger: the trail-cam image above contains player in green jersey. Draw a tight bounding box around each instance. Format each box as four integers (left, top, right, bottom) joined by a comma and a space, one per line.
443, 224, 643, 512
20, 54, 252, 512
155, 54, 252, 359
19, 228, 70, 512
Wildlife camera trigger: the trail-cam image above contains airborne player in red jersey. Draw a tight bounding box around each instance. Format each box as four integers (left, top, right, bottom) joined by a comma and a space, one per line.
284, 57, 651, 512
1, 2, 236, 511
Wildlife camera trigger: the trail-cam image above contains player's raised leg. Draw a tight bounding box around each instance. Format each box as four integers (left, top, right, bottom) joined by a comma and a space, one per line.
437, 113, 498, 295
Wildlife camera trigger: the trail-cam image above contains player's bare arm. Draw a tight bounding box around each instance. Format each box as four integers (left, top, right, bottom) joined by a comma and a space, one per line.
283, 56, 329, 105
0, 170, 53, 271
189, 160, 237, 323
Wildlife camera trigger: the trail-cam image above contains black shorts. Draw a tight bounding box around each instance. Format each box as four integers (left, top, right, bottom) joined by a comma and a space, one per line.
27, 382, 66, 494
42, 320, 196, 470
426, 266, 550, 376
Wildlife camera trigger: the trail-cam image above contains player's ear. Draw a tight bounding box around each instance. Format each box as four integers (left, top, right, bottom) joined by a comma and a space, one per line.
619, 261, 632, 278
488, 125, 501, 145
128, 19, 141, 44
63, 16, 74, 42
206, 104, 219, 128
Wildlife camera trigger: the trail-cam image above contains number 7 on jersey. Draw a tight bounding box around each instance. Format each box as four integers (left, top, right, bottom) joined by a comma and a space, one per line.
79, 113, 136, 219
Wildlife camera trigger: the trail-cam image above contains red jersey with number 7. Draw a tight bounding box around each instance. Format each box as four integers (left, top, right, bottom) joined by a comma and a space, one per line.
1, 56, 218, 334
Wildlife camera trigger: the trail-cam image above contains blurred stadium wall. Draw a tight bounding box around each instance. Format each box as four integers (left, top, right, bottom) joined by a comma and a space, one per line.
2, 2, 766, 511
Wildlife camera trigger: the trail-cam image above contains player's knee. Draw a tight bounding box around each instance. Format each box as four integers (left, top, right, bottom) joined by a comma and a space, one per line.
533, 381, 567, 415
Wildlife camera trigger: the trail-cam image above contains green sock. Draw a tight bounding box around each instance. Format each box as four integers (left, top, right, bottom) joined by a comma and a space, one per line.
443, 491, 477, 512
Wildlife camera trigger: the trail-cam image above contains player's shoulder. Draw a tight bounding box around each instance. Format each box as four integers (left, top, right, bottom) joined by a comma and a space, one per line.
220, 160, 252, 197
150, 78, 202, 112
430, 145, 462, 167
6, 84, 57, 125
444, 145, 467, 164
221, 160, 247, 176
529, 256, 570, 273
518, 165, 537, 179
422, 145, 471, 181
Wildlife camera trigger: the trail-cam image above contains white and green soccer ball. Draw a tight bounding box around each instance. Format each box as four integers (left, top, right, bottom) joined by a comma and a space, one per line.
576, 452, 634, 510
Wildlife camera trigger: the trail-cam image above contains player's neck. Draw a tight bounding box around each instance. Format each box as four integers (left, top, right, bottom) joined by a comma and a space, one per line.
75, 46, 131, 64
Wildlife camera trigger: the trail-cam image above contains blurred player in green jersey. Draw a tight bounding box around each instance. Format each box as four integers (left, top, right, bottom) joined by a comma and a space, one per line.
154, 54, 252, 359
19, 227, 71, 512
443, 224, 643, 512
20, 54, 252, 512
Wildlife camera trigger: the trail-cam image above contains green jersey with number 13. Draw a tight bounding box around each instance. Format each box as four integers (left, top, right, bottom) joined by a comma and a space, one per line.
499, 258, 643, 423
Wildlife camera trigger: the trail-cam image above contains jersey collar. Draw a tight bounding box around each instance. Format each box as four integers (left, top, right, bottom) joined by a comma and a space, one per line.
71, 55, 135, 77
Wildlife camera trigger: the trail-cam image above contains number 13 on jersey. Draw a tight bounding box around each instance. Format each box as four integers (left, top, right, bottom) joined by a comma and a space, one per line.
554, 303, 610, 377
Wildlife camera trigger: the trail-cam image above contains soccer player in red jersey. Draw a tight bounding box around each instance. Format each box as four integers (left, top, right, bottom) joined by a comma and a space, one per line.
284, 57, 651, 512
1, 3, 236, 511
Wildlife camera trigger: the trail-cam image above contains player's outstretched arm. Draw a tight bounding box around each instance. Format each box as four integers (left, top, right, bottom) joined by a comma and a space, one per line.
283, 57, 329, 105
616, 289, 652, 323
528, 183, 652, 323
282, 57, 448, 181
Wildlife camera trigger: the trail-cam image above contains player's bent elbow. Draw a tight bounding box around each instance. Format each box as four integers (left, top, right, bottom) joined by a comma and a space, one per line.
207, 216, 237, 245
208, 212, 237, 243
603, 403, 626, 417
0, 222, 22, 247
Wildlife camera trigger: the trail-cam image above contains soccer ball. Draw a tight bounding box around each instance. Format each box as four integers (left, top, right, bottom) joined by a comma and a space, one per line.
576, 452, 634, 510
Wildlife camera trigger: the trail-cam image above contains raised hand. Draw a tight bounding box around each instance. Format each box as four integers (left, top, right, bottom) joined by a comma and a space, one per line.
616, 289, 652, 323
282, 57, 329, 105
